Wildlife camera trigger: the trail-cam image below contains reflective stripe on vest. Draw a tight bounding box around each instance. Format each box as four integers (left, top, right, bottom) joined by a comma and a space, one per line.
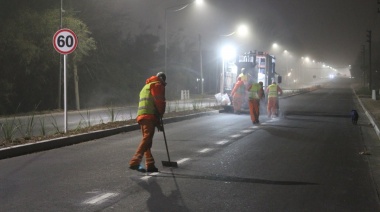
268, 84, 278, 98
137, 82, 158, 116
249, 83, 260, 99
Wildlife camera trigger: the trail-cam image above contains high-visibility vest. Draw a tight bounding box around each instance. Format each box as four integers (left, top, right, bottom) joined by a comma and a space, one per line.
137, 81, 158, 116
249, 83, 261, 99
268, 84, 278, 98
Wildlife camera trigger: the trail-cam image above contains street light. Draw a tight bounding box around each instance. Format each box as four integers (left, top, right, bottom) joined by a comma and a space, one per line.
220, 24, 249, 37
164, 0, 204, 77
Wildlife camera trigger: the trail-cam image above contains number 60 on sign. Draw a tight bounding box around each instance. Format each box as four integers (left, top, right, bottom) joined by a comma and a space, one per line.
53, 28, 78, 55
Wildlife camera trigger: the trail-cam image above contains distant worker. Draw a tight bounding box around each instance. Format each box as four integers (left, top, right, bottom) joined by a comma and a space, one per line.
230, 77, 246, 114
238, 68, 249, 86
129, 72, 167, 173
266, 82, 283, 118
259, 81, 266, 113
247, 81, 264, 124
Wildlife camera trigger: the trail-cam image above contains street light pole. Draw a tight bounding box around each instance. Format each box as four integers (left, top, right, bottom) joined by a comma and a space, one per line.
164, 0, 203, 77
199, 34, 203, 95
58, 0, 63, 109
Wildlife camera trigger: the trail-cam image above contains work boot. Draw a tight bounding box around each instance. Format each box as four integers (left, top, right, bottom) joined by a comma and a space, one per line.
146, 166, 159, 172
129, 165, 146, 173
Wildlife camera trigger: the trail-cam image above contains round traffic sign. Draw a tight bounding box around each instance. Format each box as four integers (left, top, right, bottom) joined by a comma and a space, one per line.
53, 28, 78, 54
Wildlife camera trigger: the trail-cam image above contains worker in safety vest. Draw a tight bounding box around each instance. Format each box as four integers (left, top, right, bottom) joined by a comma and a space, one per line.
230, 77, 246, 114
129, 72, 166, 173
238, 68, 249, 86
247, 81, 264, 124
266, 82, 283, 118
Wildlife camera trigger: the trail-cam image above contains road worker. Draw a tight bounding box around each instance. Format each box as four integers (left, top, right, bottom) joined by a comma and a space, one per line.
129, 72, 166, 172
230, 77, 246, 114
266, 81, 283, 118
247, 81, 264, 124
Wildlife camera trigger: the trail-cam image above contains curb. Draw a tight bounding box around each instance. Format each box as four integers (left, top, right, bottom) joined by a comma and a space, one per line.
352, 86, 380, 140
0, 110, 219, 160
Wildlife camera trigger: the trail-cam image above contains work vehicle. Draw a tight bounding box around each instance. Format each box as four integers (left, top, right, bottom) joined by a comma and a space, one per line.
217, 50, 282, 111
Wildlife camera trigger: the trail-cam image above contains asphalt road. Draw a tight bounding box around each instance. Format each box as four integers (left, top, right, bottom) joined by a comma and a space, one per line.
1, 78, 380, 211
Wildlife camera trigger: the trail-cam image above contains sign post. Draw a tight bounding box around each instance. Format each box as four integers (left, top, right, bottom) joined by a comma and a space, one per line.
53, 28, 78, 133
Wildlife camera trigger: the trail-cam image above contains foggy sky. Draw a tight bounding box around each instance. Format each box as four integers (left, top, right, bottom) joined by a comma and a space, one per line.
125, 0, 378, 69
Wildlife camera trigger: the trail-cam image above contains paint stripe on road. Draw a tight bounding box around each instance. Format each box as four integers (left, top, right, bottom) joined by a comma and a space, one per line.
140, 172, 159, 181
199, 148, 212, 153
230, 134, 241, 138
177, 158, 190, 164
241, 129, 254, 133
83, 192, 118, 205
216, 140, 229, 145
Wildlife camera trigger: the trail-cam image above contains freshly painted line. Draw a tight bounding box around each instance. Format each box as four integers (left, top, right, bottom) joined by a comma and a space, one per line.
199, 148, 211, 153
140, 172, 159, 181
216, 140, 229, 145
84, 192, 118, 204
141, 176, 151, 180
177, 158, 190, 164
230, 134, 241, 138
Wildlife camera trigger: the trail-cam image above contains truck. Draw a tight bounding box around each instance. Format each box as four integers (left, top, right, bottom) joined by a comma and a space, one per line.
218, 50, 282, 112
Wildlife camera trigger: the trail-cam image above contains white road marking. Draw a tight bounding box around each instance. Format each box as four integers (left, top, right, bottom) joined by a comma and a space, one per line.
241, 129, 253, 133
140, 172, 159, 181
216, 140, 229, 145
84, 192, 118, 205
177, 158, 190, 164
141, 176, 151, 181
250, 126, 259, 129
199, 148, 212, 153
230, 134, 241, 138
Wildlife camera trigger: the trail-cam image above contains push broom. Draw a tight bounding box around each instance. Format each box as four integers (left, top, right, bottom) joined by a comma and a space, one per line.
160, 117, 178, 167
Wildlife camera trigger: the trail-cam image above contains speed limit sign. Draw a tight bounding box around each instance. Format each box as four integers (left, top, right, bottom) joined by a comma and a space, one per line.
53, 28, 78, 54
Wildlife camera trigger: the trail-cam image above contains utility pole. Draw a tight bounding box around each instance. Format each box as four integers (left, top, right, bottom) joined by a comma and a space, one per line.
367, 30, 372, 90
199, 34, 204, 95
362, 45, 366, 87
58, 0, 63, 109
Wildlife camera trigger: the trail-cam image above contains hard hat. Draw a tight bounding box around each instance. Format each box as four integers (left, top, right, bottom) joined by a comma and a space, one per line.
156, 72, 166, 82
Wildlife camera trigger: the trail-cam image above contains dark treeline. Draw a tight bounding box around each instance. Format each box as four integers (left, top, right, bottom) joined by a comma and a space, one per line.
0, 0, 219, 115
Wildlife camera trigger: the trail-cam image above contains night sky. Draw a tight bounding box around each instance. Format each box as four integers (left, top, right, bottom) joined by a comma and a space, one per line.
126, 0, 378, 71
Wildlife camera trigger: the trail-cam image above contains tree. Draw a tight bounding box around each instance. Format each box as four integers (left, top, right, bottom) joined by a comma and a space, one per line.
63, 11, 96, 110
0, 8, 96, 114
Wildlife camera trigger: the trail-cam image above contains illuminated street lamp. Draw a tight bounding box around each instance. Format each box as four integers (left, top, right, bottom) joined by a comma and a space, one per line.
220, 24, 249, 37
164, 0, 204, 76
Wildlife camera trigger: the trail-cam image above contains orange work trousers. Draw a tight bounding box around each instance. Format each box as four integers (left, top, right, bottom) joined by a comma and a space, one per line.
249, 98, 260, 123
267, 97, 278, 117
232, 94, 244, 113
129, 119, 156, 169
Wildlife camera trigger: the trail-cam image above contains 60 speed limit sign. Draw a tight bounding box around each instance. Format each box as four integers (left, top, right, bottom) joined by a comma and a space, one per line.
53, 28, 78, 54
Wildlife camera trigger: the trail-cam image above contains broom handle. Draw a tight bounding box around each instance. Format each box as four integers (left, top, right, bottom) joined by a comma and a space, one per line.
160, 117, 172, 162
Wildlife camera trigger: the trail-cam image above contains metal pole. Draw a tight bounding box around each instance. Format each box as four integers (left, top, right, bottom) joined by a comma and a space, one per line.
199, 34, 204, 95
64, 54, 67, 133
164, 10, 168, 75
58, 0, 63, 109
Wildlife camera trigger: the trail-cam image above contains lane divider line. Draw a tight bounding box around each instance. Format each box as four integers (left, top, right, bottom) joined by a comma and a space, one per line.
199, 148, 212, 153
230, 134, 241, 138
177, 158, 190, 164
216, 140, 229, 145
83, 192, 118, 205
